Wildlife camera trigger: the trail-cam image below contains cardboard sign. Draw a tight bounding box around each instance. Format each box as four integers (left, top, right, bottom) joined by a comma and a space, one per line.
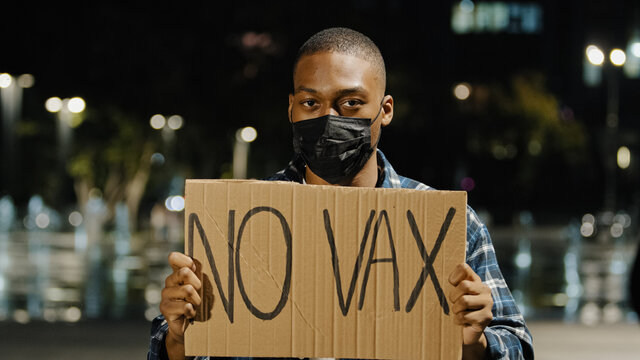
184, 180, 466, 359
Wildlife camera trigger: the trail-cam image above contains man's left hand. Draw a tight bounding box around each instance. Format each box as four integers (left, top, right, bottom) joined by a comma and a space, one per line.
448, 263, 493, 359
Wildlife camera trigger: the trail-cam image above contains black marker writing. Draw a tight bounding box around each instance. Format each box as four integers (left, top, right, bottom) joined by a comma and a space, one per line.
405, 207, 456, 315
235, 206, 292, 320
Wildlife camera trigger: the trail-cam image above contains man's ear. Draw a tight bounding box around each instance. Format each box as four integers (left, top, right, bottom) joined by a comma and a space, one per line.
381, 95, 394, 127
288, 94, 294, 122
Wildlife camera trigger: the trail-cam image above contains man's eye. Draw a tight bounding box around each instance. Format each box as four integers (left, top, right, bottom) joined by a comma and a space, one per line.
301, 100, 317, 107
343, 99, 361, 107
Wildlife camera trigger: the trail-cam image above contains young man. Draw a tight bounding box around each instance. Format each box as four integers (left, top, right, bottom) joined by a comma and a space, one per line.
149, 27, 534, 360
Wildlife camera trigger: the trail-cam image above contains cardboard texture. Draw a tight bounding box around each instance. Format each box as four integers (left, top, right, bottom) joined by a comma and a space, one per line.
184, 179, 466, 359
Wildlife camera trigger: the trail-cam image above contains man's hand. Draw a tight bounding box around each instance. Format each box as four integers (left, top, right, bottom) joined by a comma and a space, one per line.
448, 263, 493, 359
159, 252, 203, 360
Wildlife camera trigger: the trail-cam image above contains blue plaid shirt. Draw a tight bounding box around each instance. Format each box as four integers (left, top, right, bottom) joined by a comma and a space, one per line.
148, 150, 534, 360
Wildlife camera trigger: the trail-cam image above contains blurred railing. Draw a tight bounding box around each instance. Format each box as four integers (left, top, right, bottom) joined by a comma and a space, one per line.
0, 198, 637, 325
0, 195, 184, 324
487, 210, 638, 325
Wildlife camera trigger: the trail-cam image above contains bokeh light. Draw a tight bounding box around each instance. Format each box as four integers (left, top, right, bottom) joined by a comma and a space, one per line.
515, 253, 532, 268
461, 177, 475, 191
35, 213, 50, 229
45, 97, 63, 113
582, 213, 595, 224
240, 126, 258, 142
0, 73, 12, 88
580, 222, 594, 237
459, 0, 475, 13
453, 83, 471, 100
150, 114, 166, 130
64, 307, 82, 323
528, 140, 542, 156
150, 152, 165, 166
632, 42, 640, 57
609, 49, 626, 66
68, 97, 86, 113
610, 223, 624, 238
586, 45, 605, 65
68, 211, 83, 227
13, 309, 30, 324
617, 146, 630, 169
167, 115, 184, 130
165, 195, 185, 212
17, 74, 35, 88
580, 213, 596, 237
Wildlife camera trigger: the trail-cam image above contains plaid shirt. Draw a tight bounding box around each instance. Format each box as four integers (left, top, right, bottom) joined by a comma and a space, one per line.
148, 150, 534, 360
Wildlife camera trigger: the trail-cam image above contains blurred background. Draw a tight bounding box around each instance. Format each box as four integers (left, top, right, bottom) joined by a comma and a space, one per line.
0, 0, 639, 358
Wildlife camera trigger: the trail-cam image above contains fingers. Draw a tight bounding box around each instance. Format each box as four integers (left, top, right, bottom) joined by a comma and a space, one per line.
162, 284, 202, 306
165, 266, 202, 290
448, 263, 481, 286
160, 299, 196, 321
447, 263, 494, 332
449, 278, 490, 304
159, 252, 206, 343
168, 252, 196, 272
453, 308, 493, 327
451, 293, 492, 315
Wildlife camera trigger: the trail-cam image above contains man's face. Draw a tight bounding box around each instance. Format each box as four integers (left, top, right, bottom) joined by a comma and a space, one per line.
288, 51, 392, 142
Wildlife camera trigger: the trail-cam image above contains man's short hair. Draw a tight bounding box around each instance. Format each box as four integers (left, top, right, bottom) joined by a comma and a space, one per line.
293, 27, 386, 90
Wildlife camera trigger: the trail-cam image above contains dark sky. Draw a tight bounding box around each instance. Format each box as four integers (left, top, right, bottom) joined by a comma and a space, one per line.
3, 1, 637, 122
2, 1, 640, 222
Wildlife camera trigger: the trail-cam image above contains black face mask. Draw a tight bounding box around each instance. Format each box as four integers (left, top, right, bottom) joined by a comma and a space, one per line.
291, 105, 382, 184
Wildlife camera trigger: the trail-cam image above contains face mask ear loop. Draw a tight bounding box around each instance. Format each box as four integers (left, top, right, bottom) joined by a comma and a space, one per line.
370, 99, 385, 148
369, 100, 384, 126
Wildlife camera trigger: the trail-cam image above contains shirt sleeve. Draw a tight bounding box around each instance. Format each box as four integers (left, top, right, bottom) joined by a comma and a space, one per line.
148, 315, 170, 360
465, 207, 534, 360
148, 315, 215, 360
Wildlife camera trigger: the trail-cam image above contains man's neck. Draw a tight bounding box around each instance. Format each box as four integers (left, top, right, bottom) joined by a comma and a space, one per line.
304, 149, 379, 188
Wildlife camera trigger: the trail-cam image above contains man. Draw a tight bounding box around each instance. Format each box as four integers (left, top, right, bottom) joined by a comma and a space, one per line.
149, 27, 534, 360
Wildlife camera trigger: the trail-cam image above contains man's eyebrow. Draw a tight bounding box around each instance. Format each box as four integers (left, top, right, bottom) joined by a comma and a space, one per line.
294, 86, 317, 94
335, 86, 368, 97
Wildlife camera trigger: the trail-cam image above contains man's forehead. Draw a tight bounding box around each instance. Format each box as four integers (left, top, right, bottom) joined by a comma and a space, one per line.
293, 52, 382, 94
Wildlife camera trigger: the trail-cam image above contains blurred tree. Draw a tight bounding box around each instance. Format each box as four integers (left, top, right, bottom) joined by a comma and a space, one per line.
463, 72, 589, 214
67, 108, 156, 232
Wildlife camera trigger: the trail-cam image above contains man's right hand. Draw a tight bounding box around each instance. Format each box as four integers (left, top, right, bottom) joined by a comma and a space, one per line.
159, 252, 203, 360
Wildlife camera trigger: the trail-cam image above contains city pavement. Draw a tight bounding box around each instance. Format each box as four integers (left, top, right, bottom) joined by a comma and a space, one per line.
529, 321, 640, 360
0, 319, 638, 359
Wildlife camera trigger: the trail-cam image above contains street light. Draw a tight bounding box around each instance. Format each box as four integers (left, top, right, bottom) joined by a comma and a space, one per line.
239, 126, 257, 142
1, 73, 35, 195
149, 114, 184, 134
233, 126, 258, 179
149, 114, 166, 130
167, 115, 183, 130
67, 97, 86, 113
583, 44, 628, 211
609, 49, 626, 67
45, 97, 63, 113
45, 96, 86, 173
150, 113, 184, 164
0, 74, 12, 88
45, 96, 86, 126
586, 45, 605, 66
453, 83, 472, 100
